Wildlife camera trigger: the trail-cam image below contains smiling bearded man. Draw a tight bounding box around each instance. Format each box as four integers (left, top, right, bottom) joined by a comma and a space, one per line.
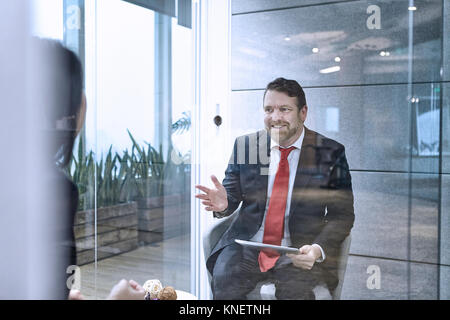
263, 83, 308, 148
196, 77, 355, 300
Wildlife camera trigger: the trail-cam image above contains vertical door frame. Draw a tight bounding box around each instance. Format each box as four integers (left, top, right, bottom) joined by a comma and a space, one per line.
191, 0, 232, 299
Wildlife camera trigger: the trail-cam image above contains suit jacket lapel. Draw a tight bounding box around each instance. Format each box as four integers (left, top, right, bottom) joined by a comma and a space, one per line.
289, 127, 316, 211
253, 130, 270, 211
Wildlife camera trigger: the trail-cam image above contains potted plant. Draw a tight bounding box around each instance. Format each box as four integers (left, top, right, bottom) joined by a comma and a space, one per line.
127, 130, 190, 244
66, 137, 139, 266
66, 110, 193, 263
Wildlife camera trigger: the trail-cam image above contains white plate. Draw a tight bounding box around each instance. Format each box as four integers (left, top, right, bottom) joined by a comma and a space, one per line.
175, 290, 198, 300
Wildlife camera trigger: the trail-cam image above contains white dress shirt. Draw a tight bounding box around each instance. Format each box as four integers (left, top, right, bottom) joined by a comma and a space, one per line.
250, 128, 325, 262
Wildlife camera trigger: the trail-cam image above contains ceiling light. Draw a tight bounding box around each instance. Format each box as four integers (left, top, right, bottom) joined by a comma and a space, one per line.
408, 6, 417, 11
284, 36, 291, 41
312, 48, 319, 53
380, 51, 386, 56
334, 57, 341, 62
320, 66, 341, 74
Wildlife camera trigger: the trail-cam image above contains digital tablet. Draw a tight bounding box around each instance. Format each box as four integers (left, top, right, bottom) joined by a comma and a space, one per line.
235, 239, 299, 254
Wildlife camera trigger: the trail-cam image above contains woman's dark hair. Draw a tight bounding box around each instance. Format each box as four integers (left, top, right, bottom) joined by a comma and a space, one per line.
263, 77, 307, 110
33, 38, 84, 168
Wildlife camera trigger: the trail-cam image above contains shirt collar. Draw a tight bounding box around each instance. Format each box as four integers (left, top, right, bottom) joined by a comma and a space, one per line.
270, 127, 305, 151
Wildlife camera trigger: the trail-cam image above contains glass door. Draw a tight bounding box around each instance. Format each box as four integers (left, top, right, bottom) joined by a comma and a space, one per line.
32, 0, 195, 299
83, 0, 194, 299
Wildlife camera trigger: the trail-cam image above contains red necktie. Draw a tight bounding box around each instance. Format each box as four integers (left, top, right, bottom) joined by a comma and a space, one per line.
258, 146, 296, 272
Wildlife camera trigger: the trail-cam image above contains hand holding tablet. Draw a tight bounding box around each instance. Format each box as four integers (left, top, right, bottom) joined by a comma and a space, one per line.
235, 239, 300, 255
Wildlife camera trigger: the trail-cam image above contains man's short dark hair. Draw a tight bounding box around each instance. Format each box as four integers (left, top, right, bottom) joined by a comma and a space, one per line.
263, 77, 307, 110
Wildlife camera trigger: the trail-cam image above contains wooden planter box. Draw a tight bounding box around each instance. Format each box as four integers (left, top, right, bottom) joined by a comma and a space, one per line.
137, 193, 190, 244
74, 201, 138, 266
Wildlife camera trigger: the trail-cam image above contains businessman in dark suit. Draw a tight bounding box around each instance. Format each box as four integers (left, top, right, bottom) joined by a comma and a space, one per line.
196, 78, 354, 300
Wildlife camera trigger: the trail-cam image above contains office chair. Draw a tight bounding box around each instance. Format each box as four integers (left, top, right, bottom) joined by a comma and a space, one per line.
203, 211, 351, 300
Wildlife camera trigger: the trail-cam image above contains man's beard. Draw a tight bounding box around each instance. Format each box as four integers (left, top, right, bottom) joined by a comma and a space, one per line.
267, 124, 300, 145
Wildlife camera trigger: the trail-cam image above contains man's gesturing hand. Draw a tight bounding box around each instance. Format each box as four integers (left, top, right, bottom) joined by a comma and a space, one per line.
195, 175, 228, 212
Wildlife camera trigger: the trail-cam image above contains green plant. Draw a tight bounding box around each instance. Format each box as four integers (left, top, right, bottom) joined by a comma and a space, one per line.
66, 136, 96, 211
127, 129, 166, 198
66, 130, 190, 211
96, 145, 122, 208
171, 111, 191, 134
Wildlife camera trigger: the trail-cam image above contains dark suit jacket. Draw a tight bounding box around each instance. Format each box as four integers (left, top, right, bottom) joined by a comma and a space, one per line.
206, 127, 355, 291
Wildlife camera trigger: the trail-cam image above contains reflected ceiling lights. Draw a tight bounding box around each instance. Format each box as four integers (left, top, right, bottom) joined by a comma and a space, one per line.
284, 36, 291, 41
408, 6, 417, 11
320, 66, 340, 74
334, 57, 341, 62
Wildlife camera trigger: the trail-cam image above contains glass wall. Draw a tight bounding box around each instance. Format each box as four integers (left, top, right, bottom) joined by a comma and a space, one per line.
230, 0, 449, 299
31, 0, 193, 299
28, 0, 449, 300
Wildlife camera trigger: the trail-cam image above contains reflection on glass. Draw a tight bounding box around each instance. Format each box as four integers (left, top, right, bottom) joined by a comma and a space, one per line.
31, 0, 193, 299
26, 0, 449, 300
232, 0, 443, 89
230, 0, 448, 300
